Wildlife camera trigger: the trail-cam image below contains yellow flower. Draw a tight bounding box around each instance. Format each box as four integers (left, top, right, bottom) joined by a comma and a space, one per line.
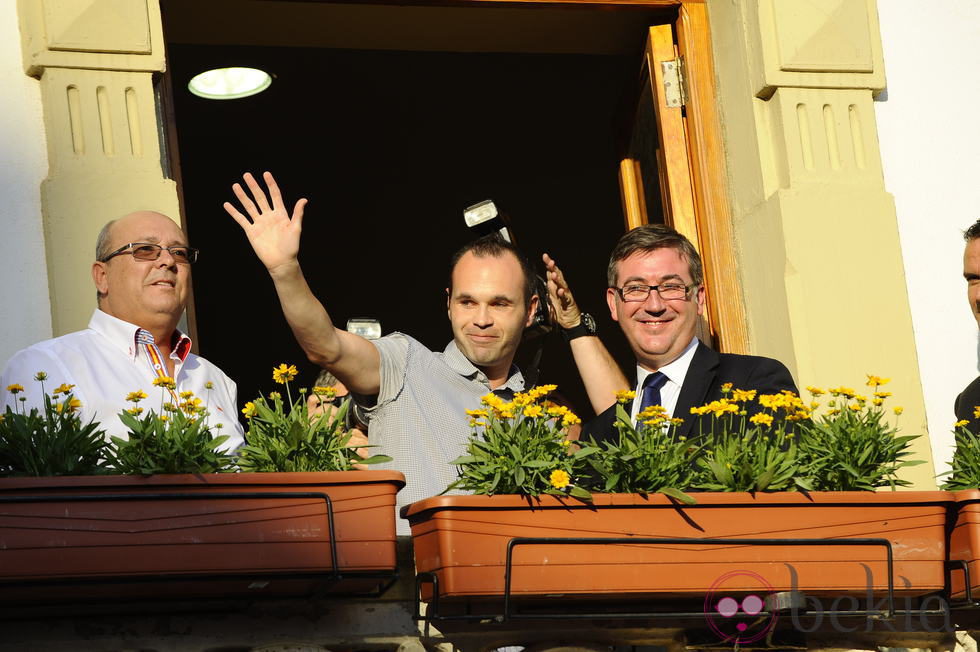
269, 391, 281, 400
829, 386, 856, 399
549, 469, 571, 489
670, 418, 684, 426
152, 376, 176, 390
848, 403, 862, 411
546, 405, 569, 418
482, 393, 505, 409
6, 384, 24, 394
159, 415, 169, 422
465, 408, 489, 418
827, 408, 841, 416
512, 392, 533, 407
125, 390, 148, 403
55, 398, 82, 414
561, 439, 571, 447
731, 389, 757, 403
127, 407, 144, 416
872, 398, 883, 406
562, 412, 581, 427
0, 415, 4, 423
615, 389, 636, 404
805, 386, 825, 397
163, 402, 178, 413
974, 406, 980, 420
313, 385, 336, 398
242, 402, 257, 418
874, 391, 892, 399
204, 381, 214, 390
956, 420, 971, 428
52, 383, 75, 395
528, 384, 557, 400
638, 405, 668, 420
749, 413, 773, 427
34, 371, 48, 381
179, 390, 195, 399
866, 375, 890, 387
721, 382, 734, 393
893, 406, 904, 415
272, 363, 298, 384
523, 404, 544, 418
180, 397, 204, 414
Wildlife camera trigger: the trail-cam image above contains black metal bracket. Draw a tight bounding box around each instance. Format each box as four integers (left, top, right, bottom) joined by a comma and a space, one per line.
946, 559, 977, 608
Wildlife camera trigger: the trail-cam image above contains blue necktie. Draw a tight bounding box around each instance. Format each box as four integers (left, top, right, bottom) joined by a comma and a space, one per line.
636, 371, 668, 426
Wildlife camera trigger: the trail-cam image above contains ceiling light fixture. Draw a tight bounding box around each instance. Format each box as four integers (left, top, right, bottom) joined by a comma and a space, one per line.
188, 67, 272, 100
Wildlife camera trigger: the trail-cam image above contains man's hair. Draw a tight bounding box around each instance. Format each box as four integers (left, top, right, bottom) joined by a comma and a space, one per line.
94, 219, 117, 305
448, 234, 536, 309
966, 219, 980, 242
607, 223, 704, 288
95, 219, 117, 262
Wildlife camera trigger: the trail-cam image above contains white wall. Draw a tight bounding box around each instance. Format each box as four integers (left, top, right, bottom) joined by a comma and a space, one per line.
0, 0, 51, 368
876, 0, 980, 473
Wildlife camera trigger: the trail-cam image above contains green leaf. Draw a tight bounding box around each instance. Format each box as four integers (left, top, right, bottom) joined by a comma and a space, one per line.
660, 487, 697, 504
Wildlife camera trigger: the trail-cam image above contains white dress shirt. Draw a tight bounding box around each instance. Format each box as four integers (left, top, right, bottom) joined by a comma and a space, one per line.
630, 337, 700, 423
0, 310, 244, 451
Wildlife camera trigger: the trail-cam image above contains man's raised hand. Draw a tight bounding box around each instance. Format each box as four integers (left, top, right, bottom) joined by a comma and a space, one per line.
223, 171, 308, 274
542, 253, 583, 329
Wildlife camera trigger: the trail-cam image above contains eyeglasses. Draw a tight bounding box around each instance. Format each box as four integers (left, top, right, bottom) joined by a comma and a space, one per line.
100, 242, 199, 264
613, 282, 695, 302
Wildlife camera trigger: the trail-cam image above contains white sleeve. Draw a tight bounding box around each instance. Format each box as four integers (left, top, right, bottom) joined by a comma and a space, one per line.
0, 347, 79, 414
351, 333, 410, 425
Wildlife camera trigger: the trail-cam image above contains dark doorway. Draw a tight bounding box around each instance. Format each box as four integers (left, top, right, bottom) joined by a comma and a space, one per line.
164, 5, 661, 420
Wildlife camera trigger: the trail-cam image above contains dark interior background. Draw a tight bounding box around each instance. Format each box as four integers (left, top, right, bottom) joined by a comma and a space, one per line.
164, 5, 664, 422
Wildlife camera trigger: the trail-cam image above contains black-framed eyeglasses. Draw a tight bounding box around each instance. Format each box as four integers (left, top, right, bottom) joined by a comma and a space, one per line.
613, 282, 696, 302
100, 242, 199, 265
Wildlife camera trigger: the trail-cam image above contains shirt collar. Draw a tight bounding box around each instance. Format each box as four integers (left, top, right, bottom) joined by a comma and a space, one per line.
635, 337, 699, 390
443, 340, 525, 391
88, 309, 192, 362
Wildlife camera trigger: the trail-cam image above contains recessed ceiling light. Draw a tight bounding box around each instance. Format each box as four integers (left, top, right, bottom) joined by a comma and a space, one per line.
188, 67, 272, 100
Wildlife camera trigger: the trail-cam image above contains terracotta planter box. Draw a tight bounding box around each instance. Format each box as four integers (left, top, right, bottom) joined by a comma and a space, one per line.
948, 489, 980, 599
0, 471, 404, 603
403, 491, 952, 603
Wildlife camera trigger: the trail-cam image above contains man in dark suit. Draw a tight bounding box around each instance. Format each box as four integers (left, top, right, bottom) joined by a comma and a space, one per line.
581, 224, 796, 443
957, 219, 980, 434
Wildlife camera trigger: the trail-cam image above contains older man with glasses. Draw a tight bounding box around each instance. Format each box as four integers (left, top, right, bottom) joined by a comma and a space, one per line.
580, 223, 797, 444
0, 211, 245, 448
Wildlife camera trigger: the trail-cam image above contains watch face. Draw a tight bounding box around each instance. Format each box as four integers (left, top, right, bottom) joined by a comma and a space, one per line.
582, 313, 597, 334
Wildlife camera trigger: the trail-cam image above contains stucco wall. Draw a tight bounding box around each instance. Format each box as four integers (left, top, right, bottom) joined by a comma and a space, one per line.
0, 0, 50, 369
876, 0, 980, 472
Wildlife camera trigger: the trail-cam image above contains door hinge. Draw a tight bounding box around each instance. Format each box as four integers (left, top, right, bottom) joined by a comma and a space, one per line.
661, 56, 687, 108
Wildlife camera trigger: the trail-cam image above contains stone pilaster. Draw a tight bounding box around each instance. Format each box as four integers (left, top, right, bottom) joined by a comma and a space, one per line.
708, 0, 936, 487
18, 0, 179, 336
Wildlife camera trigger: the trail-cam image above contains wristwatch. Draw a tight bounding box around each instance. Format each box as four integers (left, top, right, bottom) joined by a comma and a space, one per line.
561, 313, 598, 342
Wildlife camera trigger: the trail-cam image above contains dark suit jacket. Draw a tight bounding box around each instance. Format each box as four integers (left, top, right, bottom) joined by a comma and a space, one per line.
583, 341, 798, 444
956, 376, 980, 435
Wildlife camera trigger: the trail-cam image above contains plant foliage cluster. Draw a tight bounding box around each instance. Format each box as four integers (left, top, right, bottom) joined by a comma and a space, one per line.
449, 377, 922, 501
0, 364, 390, 477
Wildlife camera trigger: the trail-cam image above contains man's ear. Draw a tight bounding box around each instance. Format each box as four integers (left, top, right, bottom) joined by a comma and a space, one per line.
92, 261, 109, 297
446, 288, 451, 318
524, 293, 540, 328
695, 284, 706, 316
606, 287, 620, 322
